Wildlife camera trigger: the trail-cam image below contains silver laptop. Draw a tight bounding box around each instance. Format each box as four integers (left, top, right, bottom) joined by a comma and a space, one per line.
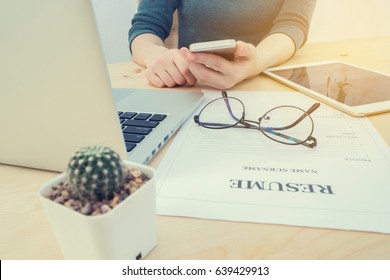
0, 0, 203, 172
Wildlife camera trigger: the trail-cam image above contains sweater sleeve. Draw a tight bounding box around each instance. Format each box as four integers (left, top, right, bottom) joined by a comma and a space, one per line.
128, 0, 180, 49
268, 0, 317, 50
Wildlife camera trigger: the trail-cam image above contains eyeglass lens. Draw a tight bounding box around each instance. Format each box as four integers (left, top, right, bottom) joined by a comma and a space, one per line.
197, 97, 244, 128
259, 106, 314, 145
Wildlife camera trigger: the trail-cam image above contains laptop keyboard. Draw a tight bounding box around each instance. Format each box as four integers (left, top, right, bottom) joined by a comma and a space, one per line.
118, 111, 167, 152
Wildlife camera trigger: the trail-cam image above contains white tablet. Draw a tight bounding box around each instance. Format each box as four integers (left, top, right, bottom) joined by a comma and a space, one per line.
263, 60, 390, 117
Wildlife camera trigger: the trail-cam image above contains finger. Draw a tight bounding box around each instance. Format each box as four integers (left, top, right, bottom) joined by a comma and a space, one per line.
179, 47, 191, 57
145, 72, 165, 88
164, 62, 188, 86
176, 64, 197, 86
183, 51, 229, 73
234, 40, 250, 57
187, 63, 232, 89
157, 70, 177, 88
174, 53, 197, 86
182, 67, 197, 86
146, 68, 176, 88
145, 64, 167, 87
181, 47, 233, 88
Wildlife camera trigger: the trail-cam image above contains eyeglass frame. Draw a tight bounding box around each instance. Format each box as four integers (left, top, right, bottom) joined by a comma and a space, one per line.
193, 90, 320, 148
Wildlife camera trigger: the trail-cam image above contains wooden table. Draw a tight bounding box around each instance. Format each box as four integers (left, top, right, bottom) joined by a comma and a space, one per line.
1, 37, 390, 259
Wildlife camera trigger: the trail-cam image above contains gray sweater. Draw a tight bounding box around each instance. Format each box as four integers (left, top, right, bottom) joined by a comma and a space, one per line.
129, 0, 316, 50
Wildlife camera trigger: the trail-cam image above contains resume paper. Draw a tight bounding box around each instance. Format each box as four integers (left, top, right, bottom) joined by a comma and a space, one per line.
156, 91, 390, 233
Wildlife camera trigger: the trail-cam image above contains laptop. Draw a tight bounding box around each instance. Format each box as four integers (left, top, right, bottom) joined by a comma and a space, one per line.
0, 0, 203, 172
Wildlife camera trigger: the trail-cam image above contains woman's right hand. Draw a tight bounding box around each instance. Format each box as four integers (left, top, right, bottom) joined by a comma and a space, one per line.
145, 49, 197, 88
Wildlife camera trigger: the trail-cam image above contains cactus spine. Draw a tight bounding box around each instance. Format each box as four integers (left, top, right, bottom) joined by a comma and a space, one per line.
67, 146, 124, 201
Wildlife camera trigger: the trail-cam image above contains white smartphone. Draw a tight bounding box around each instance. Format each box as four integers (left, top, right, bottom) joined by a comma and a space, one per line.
189, 39, 236, 60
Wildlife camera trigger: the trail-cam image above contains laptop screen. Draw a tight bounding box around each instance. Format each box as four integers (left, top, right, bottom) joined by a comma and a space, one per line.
0, 0, 126, 171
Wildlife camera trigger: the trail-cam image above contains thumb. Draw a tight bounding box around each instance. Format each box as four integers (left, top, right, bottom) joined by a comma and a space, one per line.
180, 47, 192, 58
234, 40, 251, 58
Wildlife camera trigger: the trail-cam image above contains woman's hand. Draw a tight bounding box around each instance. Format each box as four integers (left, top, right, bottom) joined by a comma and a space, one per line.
180, 33, 296, 90
179, 40, 260, 89
144, 49, 197, 88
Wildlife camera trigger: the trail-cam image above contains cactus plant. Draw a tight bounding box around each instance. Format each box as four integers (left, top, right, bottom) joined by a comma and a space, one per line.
39, 145, 156, 259
67, 146, 125, 201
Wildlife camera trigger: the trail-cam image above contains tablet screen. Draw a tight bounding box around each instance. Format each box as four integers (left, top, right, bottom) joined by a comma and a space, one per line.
268, 62, 390, 107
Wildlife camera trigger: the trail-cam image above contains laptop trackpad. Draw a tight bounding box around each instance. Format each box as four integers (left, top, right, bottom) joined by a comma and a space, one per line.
112, 88, 203, 114
112, 88, 135, 102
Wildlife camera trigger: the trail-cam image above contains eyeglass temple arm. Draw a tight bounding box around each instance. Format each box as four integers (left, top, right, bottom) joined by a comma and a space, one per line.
221, 90, 242, 122
193, 115, 231, 128
222, 90, 256, 128
263, 127, 317, 148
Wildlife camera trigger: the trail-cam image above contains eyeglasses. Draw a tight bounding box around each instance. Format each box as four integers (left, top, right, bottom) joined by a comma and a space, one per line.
194, 91, 320, 148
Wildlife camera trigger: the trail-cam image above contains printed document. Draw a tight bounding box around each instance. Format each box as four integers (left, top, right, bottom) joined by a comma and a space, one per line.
156, 91, 390, 233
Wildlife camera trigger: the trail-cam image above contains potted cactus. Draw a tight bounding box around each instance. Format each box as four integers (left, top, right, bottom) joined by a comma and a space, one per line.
39, 146, 157, 260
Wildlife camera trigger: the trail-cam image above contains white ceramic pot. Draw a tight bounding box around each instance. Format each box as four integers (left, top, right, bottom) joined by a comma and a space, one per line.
39, 160, 157, 259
